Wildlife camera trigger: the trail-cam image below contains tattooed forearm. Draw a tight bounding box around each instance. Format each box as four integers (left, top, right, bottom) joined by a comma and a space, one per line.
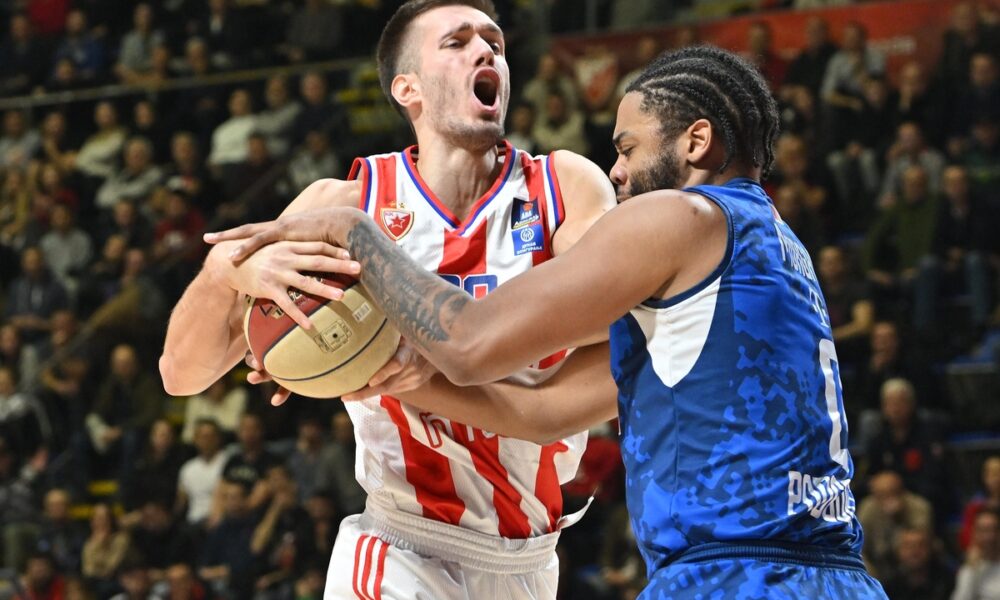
345, 218, 472, 352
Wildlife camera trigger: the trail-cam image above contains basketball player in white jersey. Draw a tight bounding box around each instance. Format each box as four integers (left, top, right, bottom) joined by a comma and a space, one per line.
159, 1, 615, 597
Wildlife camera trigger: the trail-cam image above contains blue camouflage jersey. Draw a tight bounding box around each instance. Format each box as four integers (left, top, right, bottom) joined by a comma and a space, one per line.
609, 177, 863, 576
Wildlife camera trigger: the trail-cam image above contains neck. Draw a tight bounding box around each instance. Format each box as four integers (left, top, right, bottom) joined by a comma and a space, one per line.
684, 166, 757, 188
411, 133, 503, 220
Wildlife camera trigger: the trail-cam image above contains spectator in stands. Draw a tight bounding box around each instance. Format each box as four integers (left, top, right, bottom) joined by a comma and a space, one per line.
5, 246, 69, 343
286, 130, 342, 194
0, 325, 40, 394
180, 378, 246, 445
521, 53, 578, 117
767, 133, 829, 229
938, 1, 1000, 95
199, 480, 259, 598
132, 101, 170, 165
95, 136, 163, 211
0, 168, 33, 248
36, 487, 86, 574
864, 165, 939, 315
207, 89, 257, 171
784, 16, 838, 100
894, 61, 946, 148
151, 181, 206, 285
120, 419, 187, 514
114, 3, 165, 83
858, 470, 933, 578
81, 502, 130, 596
284, 0, 344, 62
880, 122, 946, 209
98, 200, 153, 252
951, 52, 1000, 145
301, 489, 337, 571
35, 162, 79, 217
250, 464, 311, 597
14, 551, 66, 600
291, 71, 348, 146
173, 37, 214, 80
127, 499, 193, 577
47, 58, 86, 94
0, 435, 43, 572
161, 132, 216, 215
0, 111, 40, 170
256, 76, 302, 159
110, 558, 152, 600
818, 245, 874, 363
864, 378, 951, 522
39, 204, 92, 298
197, 0, 251, 71
222, 413, 280, 513
314, 411, 364, 516
960, 456, 1000, 551
0, 365, 48, 464
506, 101, 538, 155
533, 89, 588, 156
36, 111, 72, 165
286, 417, 325, 502
177, 418, 228, 526
821, 22, 886, 147
219, 133, 280, 223
879, 527, 954, 600
615, 36, 659, 101
52, 9, 105, 84
914, 164, 993, 334
0, 14, 49, 96
157, 562, 208, 600
852, 321, 933, 418
961, 115, 1000, 193
952, 508, 1000, 600
85, 344, 166, 480
743, 21, 786, 90
72, 101, 127, 181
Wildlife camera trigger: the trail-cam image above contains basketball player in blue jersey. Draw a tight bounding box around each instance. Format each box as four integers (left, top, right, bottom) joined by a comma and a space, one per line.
208, 46, 887, 598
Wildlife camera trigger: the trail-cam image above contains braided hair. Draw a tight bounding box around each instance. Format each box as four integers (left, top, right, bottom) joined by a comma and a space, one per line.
625, 45, 780, 178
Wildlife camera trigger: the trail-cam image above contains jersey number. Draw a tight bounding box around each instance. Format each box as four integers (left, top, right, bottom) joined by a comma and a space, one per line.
440, 274, 497, 299
819, 339, 850, 472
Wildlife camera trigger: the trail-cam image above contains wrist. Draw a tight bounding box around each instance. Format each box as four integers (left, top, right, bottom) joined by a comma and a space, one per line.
333, 208, 366, 249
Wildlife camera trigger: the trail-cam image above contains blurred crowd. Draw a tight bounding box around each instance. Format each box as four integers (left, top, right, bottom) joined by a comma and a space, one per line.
0, 0, 998, 599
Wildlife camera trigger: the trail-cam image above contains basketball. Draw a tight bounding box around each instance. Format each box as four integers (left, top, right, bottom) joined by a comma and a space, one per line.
243, 275, 400, 398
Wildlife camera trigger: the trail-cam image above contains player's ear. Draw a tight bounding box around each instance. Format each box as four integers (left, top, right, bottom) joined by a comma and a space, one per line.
391, 73, 420, 113
685, 118, 714, 165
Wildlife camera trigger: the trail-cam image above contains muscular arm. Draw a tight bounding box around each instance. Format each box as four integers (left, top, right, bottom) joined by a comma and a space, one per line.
338, 189, 727, 385
396, 343, 618, 444
159, 178, 361, 396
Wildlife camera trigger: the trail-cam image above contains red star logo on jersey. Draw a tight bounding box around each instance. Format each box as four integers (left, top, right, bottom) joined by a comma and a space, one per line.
380, 208, 414, 241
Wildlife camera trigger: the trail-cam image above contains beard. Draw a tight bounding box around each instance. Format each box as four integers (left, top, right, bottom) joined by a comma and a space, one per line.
422, 73, 506, 150
616, 146, 685, 202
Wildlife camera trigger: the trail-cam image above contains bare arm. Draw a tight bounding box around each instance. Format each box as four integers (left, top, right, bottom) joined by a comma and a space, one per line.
214, 189, 727, 385
159, 178, 361, 396
396, 343, 618, 444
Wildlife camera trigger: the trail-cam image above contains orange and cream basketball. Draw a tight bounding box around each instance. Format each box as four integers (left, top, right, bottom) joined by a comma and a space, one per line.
243, 275, 400, 398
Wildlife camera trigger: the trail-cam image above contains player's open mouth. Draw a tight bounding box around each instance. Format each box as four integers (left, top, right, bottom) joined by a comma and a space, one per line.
472, 69, 500, 110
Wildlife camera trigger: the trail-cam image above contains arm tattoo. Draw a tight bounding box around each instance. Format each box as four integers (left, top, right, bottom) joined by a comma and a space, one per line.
346, 219, 471, 351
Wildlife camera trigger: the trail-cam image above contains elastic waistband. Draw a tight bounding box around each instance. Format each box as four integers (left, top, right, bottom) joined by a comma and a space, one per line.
664, 541, 866, 572
359, 496, 560, 575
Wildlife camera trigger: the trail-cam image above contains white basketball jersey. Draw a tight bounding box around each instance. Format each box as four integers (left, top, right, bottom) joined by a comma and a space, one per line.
345, 141, 587, 538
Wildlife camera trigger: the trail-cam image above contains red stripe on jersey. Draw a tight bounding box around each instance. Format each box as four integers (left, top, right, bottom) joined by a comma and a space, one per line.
373, 538, 389, 600
535, 441, 569, 532
438, 219, 488, 276
537, 349, 569, 370
360, 536, 377, 600
546, 152, 567, 228
451, 425, 532, 538
520, 152, 552, 267
381, 397, 466, 525
348, 158, 372, 213
352, 535, 369, 600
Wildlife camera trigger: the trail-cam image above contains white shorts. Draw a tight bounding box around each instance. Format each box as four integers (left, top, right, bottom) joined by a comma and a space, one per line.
324, 498, 561, 600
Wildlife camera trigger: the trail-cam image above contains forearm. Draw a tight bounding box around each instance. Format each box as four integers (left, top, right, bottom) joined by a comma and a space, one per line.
159, 245, 246, 396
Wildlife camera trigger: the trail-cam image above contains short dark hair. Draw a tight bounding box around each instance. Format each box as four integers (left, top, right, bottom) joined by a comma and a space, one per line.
376, 0, 498, 121
626, 45, 780, 178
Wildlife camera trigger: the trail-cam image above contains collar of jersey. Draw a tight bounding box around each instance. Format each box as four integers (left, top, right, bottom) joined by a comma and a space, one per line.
401, 140, 517, 236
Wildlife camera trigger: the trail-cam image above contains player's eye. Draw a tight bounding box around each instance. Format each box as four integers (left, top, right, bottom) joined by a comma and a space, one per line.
489, 41, 503, 53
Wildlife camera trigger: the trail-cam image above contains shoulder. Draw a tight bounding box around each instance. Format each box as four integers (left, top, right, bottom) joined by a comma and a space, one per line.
283, 177, 362, 215
548, 149, 615, 210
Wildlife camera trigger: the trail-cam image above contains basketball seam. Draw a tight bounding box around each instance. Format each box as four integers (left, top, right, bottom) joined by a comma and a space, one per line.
271, 317, 392, 382
255, 281, 358, 361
